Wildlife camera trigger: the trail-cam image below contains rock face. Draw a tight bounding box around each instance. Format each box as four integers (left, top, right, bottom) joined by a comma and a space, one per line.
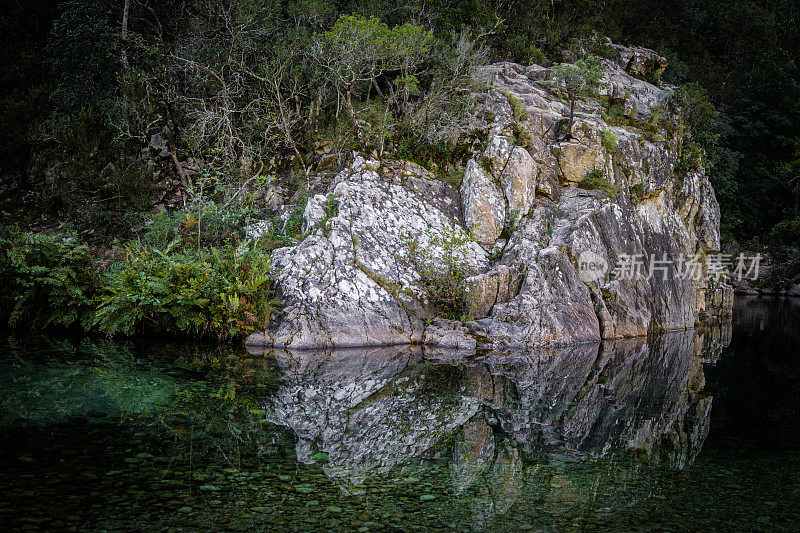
247, 157, 487, 349
247, 42, 732, 350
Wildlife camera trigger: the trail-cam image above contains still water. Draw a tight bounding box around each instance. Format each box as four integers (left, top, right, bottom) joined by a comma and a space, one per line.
1, 297, 798, 531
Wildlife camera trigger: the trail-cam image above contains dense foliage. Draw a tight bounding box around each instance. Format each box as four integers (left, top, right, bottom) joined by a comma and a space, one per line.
0, 230, 276, 340
0, 232, 98, 329
0, 0, 797, 280
94, 240, 276, 340
400, 228, 475, 321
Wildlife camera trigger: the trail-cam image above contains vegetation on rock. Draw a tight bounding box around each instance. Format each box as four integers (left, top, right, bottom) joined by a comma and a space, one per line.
579, 169, 618, 197
552, 55, 604, 137
399, 228, 475, 321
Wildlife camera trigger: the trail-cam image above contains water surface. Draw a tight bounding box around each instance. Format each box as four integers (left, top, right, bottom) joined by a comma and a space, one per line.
1, 297, 798, 531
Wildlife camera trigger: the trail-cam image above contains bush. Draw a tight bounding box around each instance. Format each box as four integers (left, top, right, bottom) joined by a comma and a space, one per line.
578, 169, 618, 197
136, 203, 251, 250
629, 183, 646, 203
669, 83, 731, 151
675, 142, 704, 174
769, 218, 800, 246
507, 93, 529, 122
600, 130, 618, 153
0, 231, 98, 329
400, 228, 474, 321
94, 241, 276, 340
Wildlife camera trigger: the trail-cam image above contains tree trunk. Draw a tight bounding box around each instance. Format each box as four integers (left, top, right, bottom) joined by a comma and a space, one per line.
346, 89, 361, 139
567, 94, 575, 137
121, 0, 131, 70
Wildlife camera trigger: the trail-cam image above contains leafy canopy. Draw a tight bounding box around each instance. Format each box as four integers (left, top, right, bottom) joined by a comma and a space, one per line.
552, 55, 604, 98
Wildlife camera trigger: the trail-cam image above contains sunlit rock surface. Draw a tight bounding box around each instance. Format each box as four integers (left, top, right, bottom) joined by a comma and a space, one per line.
247, 43, 732, 350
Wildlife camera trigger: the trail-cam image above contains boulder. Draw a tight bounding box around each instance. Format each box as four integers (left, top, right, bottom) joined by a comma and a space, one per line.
466, 246, 602, 348
247, 47, 731, 350
246, 157, 487, 349
555, 138, 606, 183
460, 158, 506, 248
465, 264, 526, 318
611, 43, 668, 80
423, 318, 478, 350
499, 146, 538, 223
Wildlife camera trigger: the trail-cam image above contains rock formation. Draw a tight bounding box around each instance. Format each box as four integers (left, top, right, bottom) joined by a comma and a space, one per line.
247, 43, 733, 350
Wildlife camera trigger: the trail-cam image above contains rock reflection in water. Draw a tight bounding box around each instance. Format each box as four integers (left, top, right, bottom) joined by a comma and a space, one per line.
250, 323, 732, 516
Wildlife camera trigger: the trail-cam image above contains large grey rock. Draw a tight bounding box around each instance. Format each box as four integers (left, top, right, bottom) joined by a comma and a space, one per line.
500, 146, 538, 223
467, 246, 602, 348
457, 53, 730, 348
247, 42, 730, 350
465, 264, 526, 318
461, 148, 507, 248
423, 318, 478, 350
247, 158, 487, 349
611, 43, 668, 79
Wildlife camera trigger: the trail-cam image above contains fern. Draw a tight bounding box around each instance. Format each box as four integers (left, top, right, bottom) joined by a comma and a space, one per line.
0, 232, 98, 329
94, 240, 276, 340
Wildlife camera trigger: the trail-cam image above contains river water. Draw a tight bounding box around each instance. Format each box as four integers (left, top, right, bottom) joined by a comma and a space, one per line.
1, 296, 798, 531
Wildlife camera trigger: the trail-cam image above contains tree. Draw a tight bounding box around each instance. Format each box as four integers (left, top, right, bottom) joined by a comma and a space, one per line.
552, 54, 604, 138
311, 15, 433, 131
311, 15, 393, 126
387, 22, 433, 113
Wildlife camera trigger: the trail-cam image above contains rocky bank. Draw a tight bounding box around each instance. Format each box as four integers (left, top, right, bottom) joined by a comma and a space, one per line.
247, 44, 733, 350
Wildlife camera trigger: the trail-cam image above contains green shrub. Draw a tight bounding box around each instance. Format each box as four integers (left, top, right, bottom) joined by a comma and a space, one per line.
511, 122, 534, 149
675, 142, 704, 174
94, 241, 276, 340
600, 130, 618, 153
480, 155, 494, 174
399, 228, 474, 321
136, 203, 253, 251
629, 183, 646, 203
602, 102, 625, 126
282, 195, 309, 241
769, 218, 800, 246
320, 195, 340, 237
507, 93, 529, 122
669, 83, 731, 150
527, 46, 546, 65
578, 169, 618, 197
587, 36, 617, 60
0, 232, 98, 329
436, 166, 465, 189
